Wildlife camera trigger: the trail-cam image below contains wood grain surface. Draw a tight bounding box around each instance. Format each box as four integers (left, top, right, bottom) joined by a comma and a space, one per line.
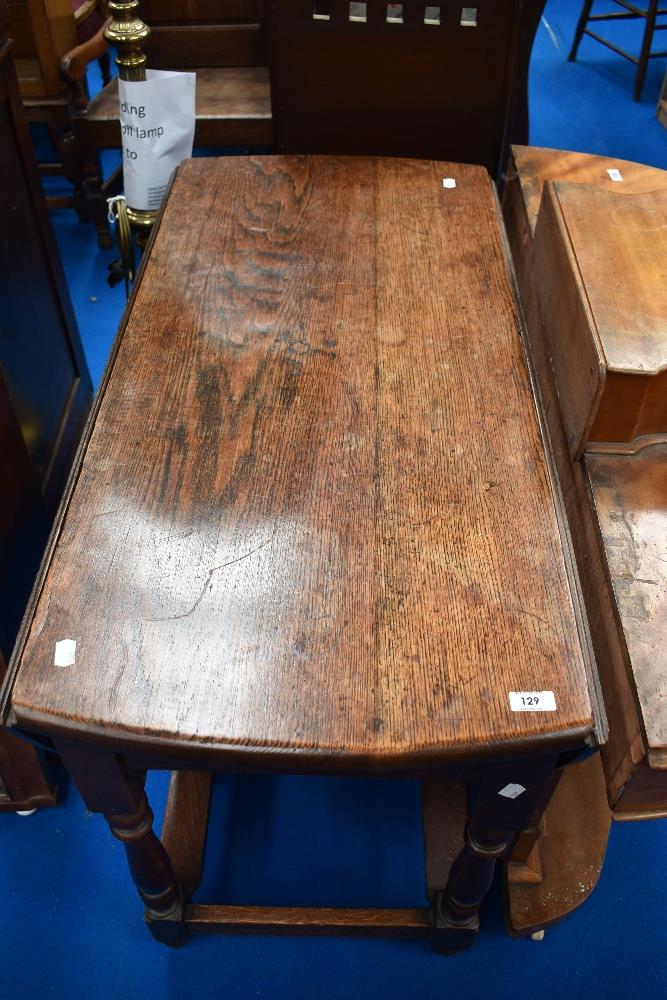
504, 154, 638, 808
7, 156, 599, 766
161, 770, 212, 896
587, 444, 667, 766
554, 185, 667, 373
87, 68, 271, 123
503, 145, 667, 815
507, 145, 667, 236
506, 753, 610, 935
85, 67, 272, 150
184, 904, 431, 936
534, 181, 667, 453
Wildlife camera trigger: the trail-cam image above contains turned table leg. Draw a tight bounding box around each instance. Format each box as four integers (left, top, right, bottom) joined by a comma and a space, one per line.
56, 740, 187, 946
429, 755, 558, 953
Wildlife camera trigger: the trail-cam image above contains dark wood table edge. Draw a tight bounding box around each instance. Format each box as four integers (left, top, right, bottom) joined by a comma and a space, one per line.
7, 706, 600, 777
0, 164, 177, 730
492, 183, 609, 748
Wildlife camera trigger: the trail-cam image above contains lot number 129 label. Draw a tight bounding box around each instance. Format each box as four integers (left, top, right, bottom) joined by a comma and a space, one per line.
509, 691, 557, 712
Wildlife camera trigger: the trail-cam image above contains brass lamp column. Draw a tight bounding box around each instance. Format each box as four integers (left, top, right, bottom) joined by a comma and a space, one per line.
104, 0, 156, 234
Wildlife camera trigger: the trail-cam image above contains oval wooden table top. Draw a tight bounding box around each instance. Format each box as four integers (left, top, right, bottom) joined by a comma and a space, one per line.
3, 157, 604, 769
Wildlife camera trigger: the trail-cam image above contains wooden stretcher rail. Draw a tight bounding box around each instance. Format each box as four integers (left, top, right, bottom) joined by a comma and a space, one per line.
184, 904, 432, 936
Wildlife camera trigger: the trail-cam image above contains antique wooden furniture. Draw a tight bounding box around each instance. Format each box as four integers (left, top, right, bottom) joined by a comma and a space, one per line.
7, 0, 111, 239
70, 0, 110, 84
79, 0, 271, 146
503, 145, 667, 821
270, 0, 547, 177
0, 3, 93, 516
1, 154, 606, 947
568, 0, 667, 101
0, 0, 92, 810
68, 0, 271, 238
0, 374, 56, 813
68, 0, 547, 237
0, 654, 55, 812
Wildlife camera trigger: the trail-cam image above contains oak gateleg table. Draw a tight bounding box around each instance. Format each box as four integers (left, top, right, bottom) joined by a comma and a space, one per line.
1, 156, 607, 951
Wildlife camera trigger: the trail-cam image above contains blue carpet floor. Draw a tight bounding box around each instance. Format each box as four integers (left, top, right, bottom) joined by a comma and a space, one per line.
2, 2, 666, 997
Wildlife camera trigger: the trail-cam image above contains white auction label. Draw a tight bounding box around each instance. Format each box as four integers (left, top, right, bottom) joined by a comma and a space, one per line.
54, 639, 77, 667
509, 691, 557, 712
498, 783, 526, 799
607, 168, 624, 182
119, 69, 196, 212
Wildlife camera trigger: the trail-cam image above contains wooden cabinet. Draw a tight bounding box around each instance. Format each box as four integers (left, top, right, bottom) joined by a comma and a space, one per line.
1, 2, 92, 514
0, 0, 92, 809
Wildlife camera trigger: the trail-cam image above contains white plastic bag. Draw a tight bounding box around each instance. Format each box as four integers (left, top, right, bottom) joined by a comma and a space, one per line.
118, 69, 196, 212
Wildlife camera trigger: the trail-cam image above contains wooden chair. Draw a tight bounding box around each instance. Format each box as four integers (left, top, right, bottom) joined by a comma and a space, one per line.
65, 0, 272, 237
8, 1, 112, 242
270, 0, 547, 178
71, 0, 110, 82
568, 0, 667, 101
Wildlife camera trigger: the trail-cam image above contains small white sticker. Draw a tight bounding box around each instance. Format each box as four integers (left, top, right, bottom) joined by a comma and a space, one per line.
54, 639, 77, 667
509, 691, 557, 712
442, 178, 457, 189
607, 168, 624, 182
498, 783, 526, 799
